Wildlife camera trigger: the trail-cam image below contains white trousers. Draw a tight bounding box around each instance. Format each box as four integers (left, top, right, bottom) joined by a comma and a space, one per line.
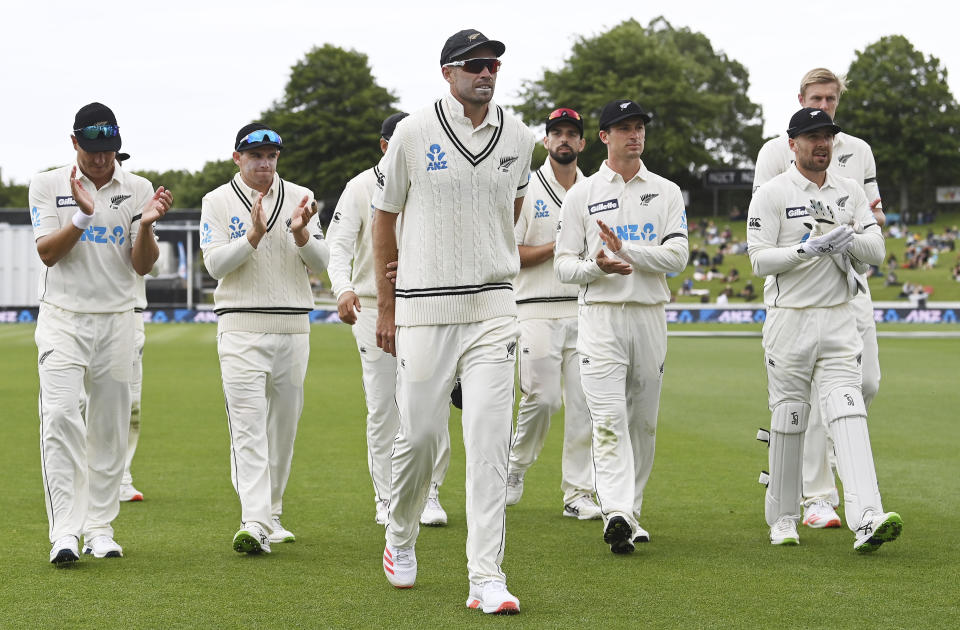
352, 306, 450, 504
510, 316, 593, 504
387, 316, 518, 585
763, 304, 883, 528
122, 315, 145, 485
802, 292, 881, 505
577, 304, 667, 533
218, 331, 309, 529
37, 304, 134, 542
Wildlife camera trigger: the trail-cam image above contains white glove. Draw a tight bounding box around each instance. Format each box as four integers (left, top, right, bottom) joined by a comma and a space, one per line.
807, 199, 839, 232
799, 225, 854, 257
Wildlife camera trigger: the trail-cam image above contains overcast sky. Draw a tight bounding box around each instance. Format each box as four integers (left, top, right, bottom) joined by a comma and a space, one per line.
1, 0, 956, 185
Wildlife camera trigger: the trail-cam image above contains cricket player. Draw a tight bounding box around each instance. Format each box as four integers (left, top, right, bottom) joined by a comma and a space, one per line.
200, 123, 329, 554
327, 112, 451, 527
31, 102, 173, 564
373, 29, 535, 614
506, 107, 600, 520
754, 68, 885, 529
747, 107, 901, 551
555, 99, 688, 554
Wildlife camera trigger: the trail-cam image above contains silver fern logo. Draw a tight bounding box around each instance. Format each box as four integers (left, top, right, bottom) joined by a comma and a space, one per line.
499, 155, 518, 173
638, 193, 659, 206
110, 194, 131, 209
837, 153, 853, 165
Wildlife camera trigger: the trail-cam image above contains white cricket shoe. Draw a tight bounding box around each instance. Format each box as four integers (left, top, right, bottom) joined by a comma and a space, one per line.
50, 535, 80, 565
562, 494, 602, 520
82, 535, 123, 558
603, 515, 635, 554
420, 492, 447, 526
633, 524, 651, 543
505, 472, 524, 506
233, 522, 271, 554
119, 484, 143, 502
375, 500, 389, 526
854, 511, 903, 553
802, 499, 842, 529
268, 516, 295, 543
383, 544, 416, 588
769, 516, 800, 546
466, 580, 520, 615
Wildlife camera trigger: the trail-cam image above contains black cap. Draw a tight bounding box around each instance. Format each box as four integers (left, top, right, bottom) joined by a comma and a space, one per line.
234, 122, 282, 152
381, 112, 409, 141
787, 107, 841, 138
73, 102, 122, 153
545, 108, 583, 135
440, 29, 505, 65
599, 99, 653, 130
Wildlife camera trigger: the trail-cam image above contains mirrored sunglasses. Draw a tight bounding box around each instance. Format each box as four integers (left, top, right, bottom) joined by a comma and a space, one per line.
74, 124, 120, 140
443, 58, 501, 74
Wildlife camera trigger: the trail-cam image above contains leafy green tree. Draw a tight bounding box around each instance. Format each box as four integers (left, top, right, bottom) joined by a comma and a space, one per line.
260, 44, 398, 206
136, 160, 237, 210
0, 174, 28, 207
514, 17, 764, 209
843, 35, 960, 213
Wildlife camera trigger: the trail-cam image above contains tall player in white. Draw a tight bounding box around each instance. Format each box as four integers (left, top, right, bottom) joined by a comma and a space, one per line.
327, 112, 451, 527
373, 29, 535, 614
754, 68, 885, 530
506, 107, 600, 521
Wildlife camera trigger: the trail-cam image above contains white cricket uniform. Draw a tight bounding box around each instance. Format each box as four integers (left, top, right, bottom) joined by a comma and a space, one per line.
510, 162, 594, 505
122, 276, 147, 487
555, 160, 688, 534
30, 162, 154, 543
326, 164, 450, 508
200, 172, 329, 531
373, 93, 535, 585
748, 166, 886, 531
754, 132, 882, 506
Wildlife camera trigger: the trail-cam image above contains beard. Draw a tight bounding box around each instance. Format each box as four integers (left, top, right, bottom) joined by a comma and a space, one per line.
549, 147, 578, 165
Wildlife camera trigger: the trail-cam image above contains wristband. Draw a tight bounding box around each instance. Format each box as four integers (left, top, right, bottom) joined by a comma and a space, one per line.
72, 209, 94, 230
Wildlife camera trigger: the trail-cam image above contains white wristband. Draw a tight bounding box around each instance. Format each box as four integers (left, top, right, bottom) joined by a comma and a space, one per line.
72, 209, 94, 230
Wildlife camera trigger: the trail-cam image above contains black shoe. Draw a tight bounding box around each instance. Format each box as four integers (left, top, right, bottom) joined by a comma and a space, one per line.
603, 516, 635, 554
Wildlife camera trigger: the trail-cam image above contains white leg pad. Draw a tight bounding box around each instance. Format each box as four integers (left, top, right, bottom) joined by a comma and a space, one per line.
765, 402, 809, 526
824, 386, 881, 532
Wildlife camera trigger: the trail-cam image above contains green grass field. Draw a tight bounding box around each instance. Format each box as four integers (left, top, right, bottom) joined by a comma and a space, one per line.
1, 324, 958, 629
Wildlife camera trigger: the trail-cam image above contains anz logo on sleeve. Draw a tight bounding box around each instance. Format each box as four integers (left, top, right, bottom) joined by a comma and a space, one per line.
79, 225, 126, 245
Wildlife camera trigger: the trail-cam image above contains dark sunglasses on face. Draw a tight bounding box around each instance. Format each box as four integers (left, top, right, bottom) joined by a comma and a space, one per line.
236, 129, 283, 150
443, 58, 501, 74
73, 124, 120, 140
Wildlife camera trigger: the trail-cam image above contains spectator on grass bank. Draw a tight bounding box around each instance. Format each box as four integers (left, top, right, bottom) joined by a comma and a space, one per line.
951, 260, 960, 282
716, 286, 731, 305
884, 270, 899, 287
739, 281, 756, 302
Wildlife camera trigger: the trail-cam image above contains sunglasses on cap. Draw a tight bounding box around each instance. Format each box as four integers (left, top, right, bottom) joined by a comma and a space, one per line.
548, 108, 581, 121
236, 129, 283, 149
443, 58, 501, 74
73, 124, 120, 140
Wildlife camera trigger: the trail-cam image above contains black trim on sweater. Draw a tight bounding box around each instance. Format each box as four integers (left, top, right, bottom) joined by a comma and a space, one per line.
434, 100, 504, 167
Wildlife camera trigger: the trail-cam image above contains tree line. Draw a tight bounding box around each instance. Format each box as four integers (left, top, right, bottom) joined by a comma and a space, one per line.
3, 19, 957, 216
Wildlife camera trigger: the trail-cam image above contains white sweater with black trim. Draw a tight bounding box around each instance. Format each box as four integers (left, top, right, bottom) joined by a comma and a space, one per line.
513, 162, 583, 320
373, 93, 536, 326
200, 172, 329, 334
